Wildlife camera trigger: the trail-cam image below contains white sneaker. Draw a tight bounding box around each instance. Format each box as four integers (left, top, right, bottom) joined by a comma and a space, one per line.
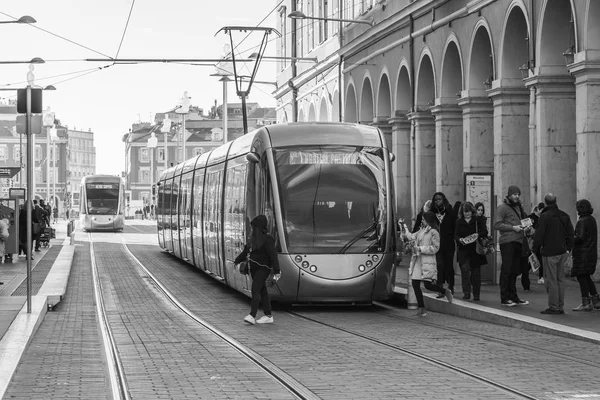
256, 315, 274, 324
538, 278, 544, 284
244, 315, 256, 325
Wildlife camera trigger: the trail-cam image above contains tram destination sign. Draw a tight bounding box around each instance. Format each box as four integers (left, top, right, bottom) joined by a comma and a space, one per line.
87, 183, 118, 190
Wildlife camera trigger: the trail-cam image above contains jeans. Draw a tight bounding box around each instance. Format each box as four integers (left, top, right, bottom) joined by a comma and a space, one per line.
249, 266, 272, 317
576, 274, 598, 298
459, 260, 481, 296
412, 279, 446, 308
499, 242, 521, 302
542, 253, 568, 311
436, 248, 456, 290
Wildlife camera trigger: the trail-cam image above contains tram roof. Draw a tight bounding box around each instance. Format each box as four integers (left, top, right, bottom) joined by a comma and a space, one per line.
264, 123, 383, 148
81, 174, 123, 183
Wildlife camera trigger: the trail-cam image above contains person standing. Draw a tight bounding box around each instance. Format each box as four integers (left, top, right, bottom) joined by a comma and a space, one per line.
33, 200, 47, 252
455, 202, 488, 301
431, 192, 457, 295
532, 193, 575, 314
494, 185, 531, 307
19, 201, 39, 259
570, 199, 599, 311
234, 215, 281, 324
402, 211, 453, 316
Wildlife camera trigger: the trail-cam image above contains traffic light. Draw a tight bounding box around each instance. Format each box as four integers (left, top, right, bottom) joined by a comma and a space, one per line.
152, 184, 156, 195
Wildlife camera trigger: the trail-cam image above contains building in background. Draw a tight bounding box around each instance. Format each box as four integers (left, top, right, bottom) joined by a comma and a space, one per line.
122, 103, 275, 206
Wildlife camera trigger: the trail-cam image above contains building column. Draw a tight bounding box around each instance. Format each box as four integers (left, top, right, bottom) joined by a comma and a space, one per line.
525, 74, 576, 218
430, 104, 463, 202
457, 96, 494, 173
388, 111, 411, 219
569, 53, 600, 281
407, 111, 435, 215
371, 116, 393, 152
488, 86, 531, 210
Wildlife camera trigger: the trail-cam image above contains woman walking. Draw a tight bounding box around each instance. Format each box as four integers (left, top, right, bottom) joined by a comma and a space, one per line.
402, 211, 453, 316
455, 202, 488, 301
234, 215, 281, 324
571, 199, 600, 311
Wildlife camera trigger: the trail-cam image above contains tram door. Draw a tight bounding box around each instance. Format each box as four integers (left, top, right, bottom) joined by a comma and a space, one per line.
203, 165, 224, 278
180, 172, 193, 262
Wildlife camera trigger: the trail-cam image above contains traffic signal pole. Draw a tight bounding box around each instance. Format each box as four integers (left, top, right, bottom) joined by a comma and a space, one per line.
26, 85, 33, 313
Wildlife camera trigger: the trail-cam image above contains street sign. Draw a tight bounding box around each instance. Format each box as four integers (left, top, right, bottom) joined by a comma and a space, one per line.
9, 187, 26, 199
17, 87, 43, 114
16, 114, 42, 134
0, 167, 22, 178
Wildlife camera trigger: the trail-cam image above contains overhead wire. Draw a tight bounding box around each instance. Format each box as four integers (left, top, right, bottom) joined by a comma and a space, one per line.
113, 0, 137, 61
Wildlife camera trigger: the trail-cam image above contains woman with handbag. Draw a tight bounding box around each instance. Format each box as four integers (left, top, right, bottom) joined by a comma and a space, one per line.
234, 215, 281, 325
18, 201, 39, 260
455, 202, 488, 301
401, 211, 453, 316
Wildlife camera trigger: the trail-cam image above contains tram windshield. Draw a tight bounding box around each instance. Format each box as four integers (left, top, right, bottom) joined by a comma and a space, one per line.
275, 145, 387, 254
85, 183, 120, 215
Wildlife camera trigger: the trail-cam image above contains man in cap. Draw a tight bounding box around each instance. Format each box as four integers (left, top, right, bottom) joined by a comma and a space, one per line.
494, 185, 531, 306
532, 193, 574, 314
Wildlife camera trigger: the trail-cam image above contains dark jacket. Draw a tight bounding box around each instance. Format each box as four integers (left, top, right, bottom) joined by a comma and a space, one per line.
532, 204, 575, 257
454, 216, 488, 267
234, 236, 280, 274
494, 197, 528, 245
431, 194, 456, 252
19, 207, 40, 243
571, 211, 597, 277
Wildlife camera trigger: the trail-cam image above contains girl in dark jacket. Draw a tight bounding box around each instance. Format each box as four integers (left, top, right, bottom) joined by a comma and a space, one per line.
18, 201, 39, 260
234, 215, 281, 324
571, 199, 599, 311
455, 202, 488, 300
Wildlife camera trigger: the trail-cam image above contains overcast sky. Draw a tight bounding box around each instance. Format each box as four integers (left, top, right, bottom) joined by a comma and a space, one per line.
1, 1, 279, 175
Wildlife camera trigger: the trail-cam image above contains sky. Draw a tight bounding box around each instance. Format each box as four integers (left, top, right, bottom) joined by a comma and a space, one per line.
1, 1, 279, 175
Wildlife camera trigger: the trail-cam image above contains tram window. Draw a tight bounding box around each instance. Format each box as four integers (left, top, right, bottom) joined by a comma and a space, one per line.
274, 146, 386, 254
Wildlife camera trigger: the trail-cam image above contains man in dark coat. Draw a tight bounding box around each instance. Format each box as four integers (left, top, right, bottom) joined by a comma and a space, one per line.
532, 193, 575, 315
431, 192, 456, 294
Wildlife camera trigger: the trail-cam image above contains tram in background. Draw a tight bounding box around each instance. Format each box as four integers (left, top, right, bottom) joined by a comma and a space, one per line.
156, 123, 399, 304
79, 175, 126, 231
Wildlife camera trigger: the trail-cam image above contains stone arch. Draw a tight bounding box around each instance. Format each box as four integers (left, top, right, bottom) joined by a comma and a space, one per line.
360, 75, 374, 123
297, 108, 305, 122
468, 21, 495, 93
332, 90, 340, 122
308, 102, 317, 121
440, 35, 464, 101
344, 82, 358, 122
586, 0, 600, 49
376, 71, 392, 118
537, 0, 577, 73
318, 94, 329, 121
499, 1, 530, 81
415, 49, 436, 108
395, 62, 412, 112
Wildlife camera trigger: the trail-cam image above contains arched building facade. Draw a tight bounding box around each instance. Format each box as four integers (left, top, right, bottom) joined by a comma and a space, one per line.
276, 0, 600, 231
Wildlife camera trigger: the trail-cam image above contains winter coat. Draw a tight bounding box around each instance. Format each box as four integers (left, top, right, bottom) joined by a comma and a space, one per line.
234, 215, 280, 274
494, 197, 528, 245
431, 203, 456, 252
532, 204, 574, 257
571, 214, 597, 276
454, 216, 488, 268
0, 219, 9, 256
404, 226, 440, 281
18, 208, 40, 244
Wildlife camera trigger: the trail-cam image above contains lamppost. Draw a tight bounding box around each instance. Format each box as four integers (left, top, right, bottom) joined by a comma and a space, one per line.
287, 10, 374, 26
161, 115, 171, 169
147, 132, 158, 207
175, 91, 190, 163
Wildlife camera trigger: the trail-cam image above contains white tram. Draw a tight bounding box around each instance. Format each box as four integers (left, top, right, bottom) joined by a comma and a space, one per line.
156, 123, 399, 304
79, 175, 126, 231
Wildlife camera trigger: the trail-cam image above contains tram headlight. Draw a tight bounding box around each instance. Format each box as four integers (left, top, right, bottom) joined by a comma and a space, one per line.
358, 264, 366, 272
372, 255, 379, 262
294, 255, 303, 263
302, 260, 309, 268
365, 260, 373, 268
309, 265, 317, 272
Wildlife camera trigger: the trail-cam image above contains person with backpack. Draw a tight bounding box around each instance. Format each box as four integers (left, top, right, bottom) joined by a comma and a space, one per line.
234, 215, 281, 324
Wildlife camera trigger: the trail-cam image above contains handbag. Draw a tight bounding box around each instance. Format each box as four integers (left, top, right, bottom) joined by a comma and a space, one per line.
564, 252, 573, 276
475, 221, 494, 255
238, 261, 249, 275
32, 222, 41, 235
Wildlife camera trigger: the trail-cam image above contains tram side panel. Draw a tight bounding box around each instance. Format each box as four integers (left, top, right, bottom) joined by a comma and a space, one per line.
165, 179, 174, 252
157, 179, 165, 248
203, 165, 225, 279
192, 168, 206, 270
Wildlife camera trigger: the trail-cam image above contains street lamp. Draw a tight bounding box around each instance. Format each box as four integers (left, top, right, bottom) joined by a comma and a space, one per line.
175, 92, 190, 163
160, 115, 172, 169
0, 57, 45, 65
287, 10, 374, 27
147, 132, 158, 208
0, 15, 36, 24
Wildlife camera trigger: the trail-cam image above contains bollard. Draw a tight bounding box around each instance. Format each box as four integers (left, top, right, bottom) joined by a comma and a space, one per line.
406, 267, 418, 310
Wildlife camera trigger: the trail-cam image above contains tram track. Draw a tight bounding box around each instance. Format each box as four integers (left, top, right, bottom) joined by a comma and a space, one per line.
87, 232, 319, 400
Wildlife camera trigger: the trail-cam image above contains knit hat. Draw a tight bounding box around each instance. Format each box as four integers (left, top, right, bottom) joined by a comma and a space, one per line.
507, 185, 521, 196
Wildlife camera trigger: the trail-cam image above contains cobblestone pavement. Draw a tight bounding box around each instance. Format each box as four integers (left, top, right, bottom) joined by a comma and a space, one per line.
4, 243, 110, 399
128, 243, 600, 400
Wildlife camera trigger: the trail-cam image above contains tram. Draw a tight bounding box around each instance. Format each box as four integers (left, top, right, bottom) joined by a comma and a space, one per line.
79, 175, 126, 231
156, 123, 399, 304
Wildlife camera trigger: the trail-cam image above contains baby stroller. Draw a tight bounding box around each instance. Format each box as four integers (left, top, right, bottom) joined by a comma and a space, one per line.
39, 227, 56, 247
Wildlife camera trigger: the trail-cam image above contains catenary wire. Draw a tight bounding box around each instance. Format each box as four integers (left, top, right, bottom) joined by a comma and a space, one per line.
113, 0, 137, 61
